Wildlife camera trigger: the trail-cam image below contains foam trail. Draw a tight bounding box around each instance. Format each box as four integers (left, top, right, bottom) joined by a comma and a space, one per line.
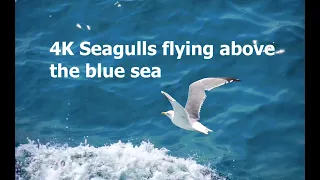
15, 139, 226, 180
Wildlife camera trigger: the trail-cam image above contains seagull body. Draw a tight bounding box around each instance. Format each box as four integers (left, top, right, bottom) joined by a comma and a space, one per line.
161, 77, 240, 134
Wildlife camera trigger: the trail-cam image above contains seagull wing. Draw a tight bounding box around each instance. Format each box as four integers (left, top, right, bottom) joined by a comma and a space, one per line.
161, 91, 190, 123
185, 77, 240, 123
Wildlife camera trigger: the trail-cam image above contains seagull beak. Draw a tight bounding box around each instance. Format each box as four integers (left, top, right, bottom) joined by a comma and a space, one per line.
161, 112, 166, 115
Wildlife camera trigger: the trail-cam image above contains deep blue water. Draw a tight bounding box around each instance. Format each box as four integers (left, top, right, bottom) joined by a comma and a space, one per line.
15, 0, 305, 179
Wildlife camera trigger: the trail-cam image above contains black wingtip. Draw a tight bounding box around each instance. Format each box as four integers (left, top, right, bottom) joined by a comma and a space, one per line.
223, 77, 241, 82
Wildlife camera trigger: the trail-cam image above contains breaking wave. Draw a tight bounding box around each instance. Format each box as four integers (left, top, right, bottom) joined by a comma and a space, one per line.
15, 139, 226, 180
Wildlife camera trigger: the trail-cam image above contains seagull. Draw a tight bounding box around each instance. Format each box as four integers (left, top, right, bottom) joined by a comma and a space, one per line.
161, 77, 240, 134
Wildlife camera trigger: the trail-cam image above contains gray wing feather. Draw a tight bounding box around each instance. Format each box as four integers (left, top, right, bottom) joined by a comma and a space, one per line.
185, 77, 240, 122
161, 91, 190, 122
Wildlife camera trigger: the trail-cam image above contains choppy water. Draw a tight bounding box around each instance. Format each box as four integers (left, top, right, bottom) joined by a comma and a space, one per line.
16, 139, 226, 180
15, 0, 305, 179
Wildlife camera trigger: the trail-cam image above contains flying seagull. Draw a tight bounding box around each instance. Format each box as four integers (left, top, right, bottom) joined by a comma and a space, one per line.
161, 77, 240, 134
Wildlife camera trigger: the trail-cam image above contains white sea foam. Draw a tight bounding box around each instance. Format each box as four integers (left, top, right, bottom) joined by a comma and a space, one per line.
15, 139, 225, 180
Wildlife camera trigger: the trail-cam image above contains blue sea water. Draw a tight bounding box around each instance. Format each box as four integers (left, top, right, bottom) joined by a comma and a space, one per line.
15, 0, 305, 179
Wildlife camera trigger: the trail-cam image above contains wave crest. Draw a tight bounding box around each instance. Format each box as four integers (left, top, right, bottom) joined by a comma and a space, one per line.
15, 139, 225, 180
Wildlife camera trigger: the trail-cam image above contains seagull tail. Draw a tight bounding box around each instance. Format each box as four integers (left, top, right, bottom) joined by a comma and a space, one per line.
192, 122, 213, 135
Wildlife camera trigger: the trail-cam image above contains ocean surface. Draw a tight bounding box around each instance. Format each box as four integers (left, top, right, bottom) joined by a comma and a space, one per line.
15, 0, 305, 179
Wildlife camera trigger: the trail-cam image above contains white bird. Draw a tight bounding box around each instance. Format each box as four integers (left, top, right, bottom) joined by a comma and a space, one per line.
161, 77, 240, 134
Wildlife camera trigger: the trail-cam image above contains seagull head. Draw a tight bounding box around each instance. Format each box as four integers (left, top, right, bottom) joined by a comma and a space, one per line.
161, 110, 174, 120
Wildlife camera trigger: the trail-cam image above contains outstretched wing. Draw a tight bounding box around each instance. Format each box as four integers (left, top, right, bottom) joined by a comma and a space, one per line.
161, 91, 189, 122
185, 77, 240, 122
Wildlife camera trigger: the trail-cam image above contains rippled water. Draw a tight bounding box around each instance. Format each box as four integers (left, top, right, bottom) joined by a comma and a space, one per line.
15, 0, 305, 179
